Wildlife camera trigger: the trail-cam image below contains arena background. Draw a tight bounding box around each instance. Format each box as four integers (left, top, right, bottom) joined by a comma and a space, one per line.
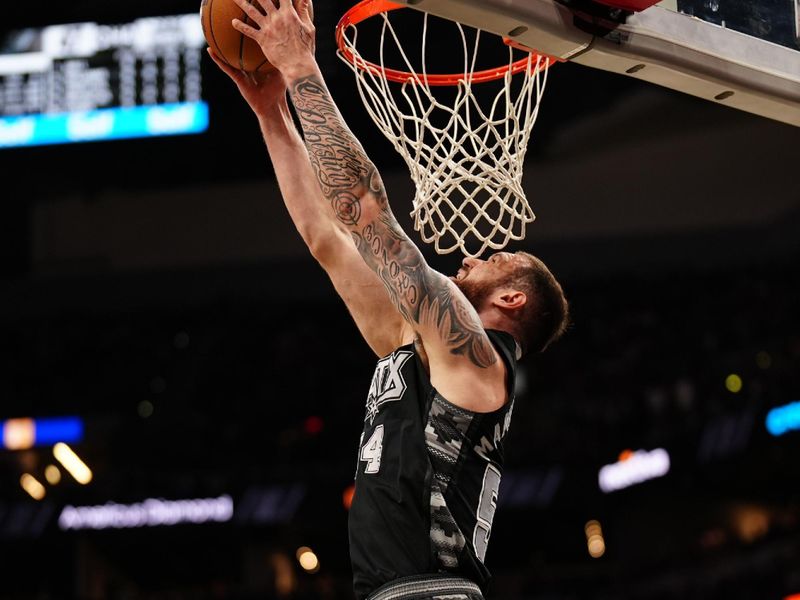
1, 1, 799, 598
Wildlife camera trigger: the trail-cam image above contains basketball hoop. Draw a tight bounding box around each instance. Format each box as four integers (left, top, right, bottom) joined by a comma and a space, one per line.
336, 0, 555, 256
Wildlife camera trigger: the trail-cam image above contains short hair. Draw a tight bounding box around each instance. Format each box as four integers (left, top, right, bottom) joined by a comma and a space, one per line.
504, 252, 569, 354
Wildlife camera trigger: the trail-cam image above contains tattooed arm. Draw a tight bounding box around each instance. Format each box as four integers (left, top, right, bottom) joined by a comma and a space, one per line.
287, 71, 508, 409
231, 0, 507, 410
207, 50, 406, 357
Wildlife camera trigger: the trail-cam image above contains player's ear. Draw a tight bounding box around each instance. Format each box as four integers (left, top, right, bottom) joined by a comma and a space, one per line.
494, 290, 527, 311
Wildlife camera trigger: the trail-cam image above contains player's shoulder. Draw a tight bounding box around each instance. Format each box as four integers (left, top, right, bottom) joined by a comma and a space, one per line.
425, 331, 514, 414
485, 329, 521, 370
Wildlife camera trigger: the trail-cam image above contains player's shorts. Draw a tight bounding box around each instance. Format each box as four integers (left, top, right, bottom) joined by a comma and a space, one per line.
366, 574, 484, 600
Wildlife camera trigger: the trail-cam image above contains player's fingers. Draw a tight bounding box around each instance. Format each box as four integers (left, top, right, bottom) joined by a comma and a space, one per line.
253, 0, 277, 16
231, 18, 260, 41
232, 0, 266, 24
207, 47, 245, 82
297, 0, 312, 24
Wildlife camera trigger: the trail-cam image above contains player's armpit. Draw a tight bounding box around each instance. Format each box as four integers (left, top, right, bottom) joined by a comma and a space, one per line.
351, 199, 507, 412
310, 225, 410, 357
287, 70, 501, 392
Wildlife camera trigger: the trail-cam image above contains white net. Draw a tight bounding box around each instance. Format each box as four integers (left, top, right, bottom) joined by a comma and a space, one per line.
337, 9, 550, 256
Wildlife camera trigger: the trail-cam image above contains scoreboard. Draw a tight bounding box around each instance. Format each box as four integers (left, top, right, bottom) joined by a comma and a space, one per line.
0, 14, 208, 149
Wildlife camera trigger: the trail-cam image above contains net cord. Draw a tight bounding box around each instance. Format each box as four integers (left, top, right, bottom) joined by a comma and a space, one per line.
338, 11, 549, 256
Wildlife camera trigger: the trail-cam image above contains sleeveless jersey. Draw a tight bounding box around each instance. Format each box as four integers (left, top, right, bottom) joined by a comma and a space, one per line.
348, 330, 518, 600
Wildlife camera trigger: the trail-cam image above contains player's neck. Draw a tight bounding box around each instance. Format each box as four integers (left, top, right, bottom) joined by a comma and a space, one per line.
478, 308, 514, 339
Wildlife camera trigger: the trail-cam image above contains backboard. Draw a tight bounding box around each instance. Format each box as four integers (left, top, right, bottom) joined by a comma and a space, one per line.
387, 0, 800, 126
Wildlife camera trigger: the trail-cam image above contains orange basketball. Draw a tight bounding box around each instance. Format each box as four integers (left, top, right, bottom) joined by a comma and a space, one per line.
200, 0, 313, 73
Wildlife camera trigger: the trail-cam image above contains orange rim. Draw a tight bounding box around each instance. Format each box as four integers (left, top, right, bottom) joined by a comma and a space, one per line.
335, 0, 555, 86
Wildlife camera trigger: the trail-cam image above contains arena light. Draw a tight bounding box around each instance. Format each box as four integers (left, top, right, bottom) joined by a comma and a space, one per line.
766, 401, 800, 437
137, 401, 154, 418
342, 484, 355, 510
53, 443, 93, 484
45, 465, 62, 485
587, 537, 605, 558
296, 546, 320, 574
584, 520, 606, 558
304, 416, 324, 435
730, 504, 770, 543
3, 419, 35, 450
58, 495, 234, 531
1, 416, 84, 450
35, 417, 84, 445
725, 374, 743, 393
20, 474, 46, 500
598, 448, 670, 493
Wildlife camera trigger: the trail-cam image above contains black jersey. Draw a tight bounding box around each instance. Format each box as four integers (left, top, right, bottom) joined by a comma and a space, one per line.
349, 330, 518, 600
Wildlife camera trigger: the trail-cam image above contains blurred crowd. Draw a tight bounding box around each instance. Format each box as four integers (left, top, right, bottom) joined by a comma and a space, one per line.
1, 256, 798, 599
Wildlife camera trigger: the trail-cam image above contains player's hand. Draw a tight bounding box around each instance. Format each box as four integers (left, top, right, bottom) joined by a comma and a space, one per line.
207, 47, 288, 111
231, 0, 316, 80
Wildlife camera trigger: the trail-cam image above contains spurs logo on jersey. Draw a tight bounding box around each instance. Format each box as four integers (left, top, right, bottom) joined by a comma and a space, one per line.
365, 350, 413, 424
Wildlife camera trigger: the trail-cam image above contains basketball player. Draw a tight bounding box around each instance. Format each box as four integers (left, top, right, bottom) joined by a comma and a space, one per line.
209, 1, 568, 598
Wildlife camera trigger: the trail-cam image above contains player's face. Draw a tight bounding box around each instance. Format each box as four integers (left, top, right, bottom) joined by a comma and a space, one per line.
452, 252, 517, 284
451, 252, 521, 309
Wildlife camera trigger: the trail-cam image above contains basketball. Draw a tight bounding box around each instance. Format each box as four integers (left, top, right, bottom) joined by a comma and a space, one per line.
200, 0, 313, 73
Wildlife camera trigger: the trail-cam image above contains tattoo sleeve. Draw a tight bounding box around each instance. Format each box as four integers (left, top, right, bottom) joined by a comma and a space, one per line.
289, 74, 496, 368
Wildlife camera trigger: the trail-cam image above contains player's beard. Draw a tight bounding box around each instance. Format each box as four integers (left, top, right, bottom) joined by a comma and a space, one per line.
454, 277, 495, 312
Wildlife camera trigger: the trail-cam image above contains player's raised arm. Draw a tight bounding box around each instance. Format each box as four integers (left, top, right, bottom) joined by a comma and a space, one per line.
287, 73, 497, 366
231, 0, 505, 399
207, 30, 408, 357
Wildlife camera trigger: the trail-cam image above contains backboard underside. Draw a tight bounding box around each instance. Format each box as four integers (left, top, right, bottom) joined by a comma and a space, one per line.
391, 0, 800, 127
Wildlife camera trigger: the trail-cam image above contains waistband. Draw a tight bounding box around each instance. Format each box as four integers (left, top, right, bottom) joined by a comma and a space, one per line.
366, 574, 484, 600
